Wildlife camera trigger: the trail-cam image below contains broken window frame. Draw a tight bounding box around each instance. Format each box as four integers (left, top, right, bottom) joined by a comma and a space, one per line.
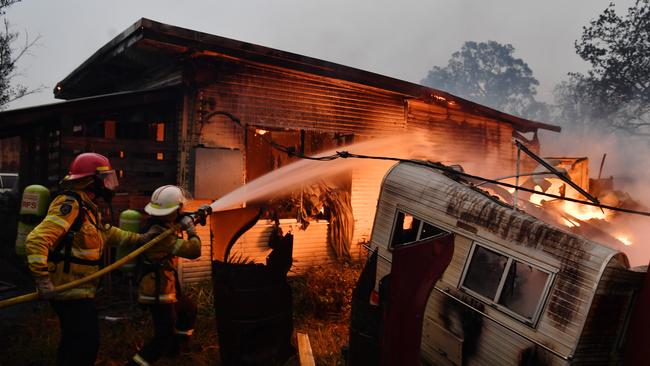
459, 242, 555, 327
388, 209, 448, 250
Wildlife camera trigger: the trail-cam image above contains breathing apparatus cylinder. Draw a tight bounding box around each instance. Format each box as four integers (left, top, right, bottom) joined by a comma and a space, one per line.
15, 185, 51, 257
116, 209, 142, 272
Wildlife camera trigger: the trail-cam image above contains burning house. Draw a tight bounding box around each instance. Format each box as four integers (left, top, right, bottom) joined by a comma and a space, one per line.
0, 18, 561, 283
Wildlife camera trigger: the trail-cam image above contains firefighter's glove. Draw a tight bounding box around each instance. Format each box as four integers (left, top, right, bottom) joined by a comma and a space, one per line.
180, 216, 197, 238
140, 226, 164, 245
196, 205, 212, 226
35, 276, 56, 300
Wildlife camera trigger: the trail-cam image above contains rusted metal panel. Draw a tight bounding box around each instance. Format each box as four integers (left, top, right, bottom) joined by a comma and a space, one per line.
196, 60, 406, 136
369, 162, 636, 365
379, 233, 454, 366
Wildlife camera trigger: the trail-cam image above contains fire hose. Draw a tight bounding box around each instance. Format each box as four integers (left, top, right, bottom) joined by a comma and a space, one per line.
0, 224, 178, 309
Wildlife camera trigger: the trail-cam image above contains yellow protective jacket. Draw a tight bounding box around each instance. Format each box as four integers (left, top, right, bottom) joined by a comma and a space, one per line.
137, 221, 201, 304
25, 190, 144, 300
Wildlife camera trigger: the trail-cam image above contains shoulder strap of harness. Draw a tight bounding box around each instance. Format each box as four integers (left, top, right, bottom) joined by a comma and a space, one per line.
50, 191, 101, 273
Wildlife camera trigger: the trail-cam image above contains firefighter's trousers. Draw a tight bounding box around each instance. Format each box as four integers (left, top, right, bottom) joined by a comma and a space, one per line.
135, 294, 197, 363
50, 299, 100, 366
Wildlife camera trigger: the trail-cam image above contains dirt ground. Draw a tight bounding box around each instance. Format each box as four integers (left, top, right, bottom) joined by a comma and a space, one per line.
0, 259, 354, 366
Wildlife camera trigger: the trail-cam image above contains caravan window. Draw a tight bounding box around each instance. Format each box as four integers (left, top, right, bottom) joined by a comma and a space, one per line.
461, 243, 552, 325
390, 211, 447, 248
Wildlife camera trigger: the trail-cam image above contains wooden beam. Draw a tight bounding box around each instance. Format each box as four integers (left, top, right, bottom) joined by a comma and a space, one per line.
296, 332, 315, 366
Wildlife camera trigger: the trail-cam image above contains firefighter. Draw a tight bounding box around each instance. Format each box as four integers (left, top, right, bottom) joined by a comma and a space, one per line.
25, 152, 160, 366
127, 185, 204, 366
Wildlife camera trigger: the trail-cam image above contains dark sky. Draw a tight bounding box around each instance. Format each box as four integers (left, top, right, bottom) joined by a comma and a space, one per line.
5, 0, 635, 109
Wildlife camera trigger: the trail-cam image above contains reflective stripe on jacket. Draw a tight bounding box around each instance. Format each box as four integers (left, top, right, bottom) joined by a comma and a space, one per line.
25, 190, 143, 300
137, 222, 201, 304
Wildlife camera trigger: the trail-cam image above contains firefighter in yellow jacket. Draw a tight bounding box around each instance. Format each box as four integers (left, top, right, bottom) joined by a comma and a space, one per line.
25, 152, 159, 366
128, 185, 203, 366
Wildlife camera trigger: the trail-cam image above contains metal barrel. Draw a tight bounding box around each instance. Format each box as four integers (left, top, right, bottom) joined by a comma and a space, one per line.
212, 228, 295, 366
212, 261, 295, 366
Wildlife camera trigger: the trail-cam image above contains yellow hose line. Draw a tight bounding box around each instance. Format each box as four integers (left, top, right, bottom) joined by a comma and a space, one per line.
0, 225, 179, 309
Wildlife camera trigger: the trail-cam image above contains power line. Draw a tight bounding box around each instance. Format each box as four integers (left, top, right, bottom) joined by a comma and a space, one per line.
208, 110, 650, 218
271, 146, 650, 218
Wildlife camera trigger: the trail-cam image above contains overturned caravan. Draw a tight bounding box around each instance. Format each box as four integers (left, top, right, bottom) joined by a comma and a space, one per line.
352, 162, 647, 366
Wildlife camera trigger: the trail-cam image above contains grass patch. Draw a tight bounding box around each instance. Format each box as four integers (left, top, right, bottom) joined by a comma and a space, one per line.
0, 261, 362, 366
290, 261, 362, 366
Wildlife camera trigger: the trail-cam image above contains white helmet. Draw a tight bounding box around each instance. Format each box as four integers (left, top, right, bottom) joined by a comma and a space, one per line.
144, 185, 189, 216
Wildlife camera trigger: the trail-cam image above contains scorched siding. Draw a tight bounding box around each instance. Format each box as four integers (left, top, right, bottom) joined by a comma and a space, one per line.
407, 99, 518, 177
195, 59, 406, 136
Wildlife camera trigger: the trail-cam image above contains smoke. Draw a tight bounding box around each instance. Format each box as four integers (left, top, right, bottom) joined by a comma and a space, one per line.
540, 129, 650, 206
539, 128, 650, 267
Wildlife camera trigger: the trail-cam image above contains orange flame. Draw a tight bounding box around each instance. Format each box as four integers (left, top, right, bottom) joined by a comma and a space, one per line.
562, 200, 609, 221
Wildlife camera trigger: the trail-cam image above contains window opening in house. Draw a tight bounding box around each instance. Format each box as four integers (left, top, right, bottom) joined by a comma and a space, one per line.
461, 243, 553, 325
156, 152, 164, 161
104, 120, 116, 139
390, 210, 448, 248
156, 123, 165, 142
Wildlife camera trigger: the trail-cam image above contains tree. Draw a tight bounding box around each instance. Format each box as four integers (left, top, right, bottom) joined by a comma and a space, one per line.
421, 41, 549, 120
558, 0, 649, 134
0, 0, 40, 109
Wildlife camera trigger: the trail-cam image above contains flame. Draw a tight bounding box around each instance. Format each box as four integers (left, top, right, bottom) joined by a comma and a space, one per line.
255, 129, 269, 135
529, 186, 545, 205
616, 234, 633, 246
562, 200, 609, 221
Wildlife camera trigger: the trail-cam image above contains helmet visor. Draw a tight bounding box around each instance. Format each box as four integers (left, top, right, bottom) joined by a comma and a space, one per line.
98, 170, 119, 191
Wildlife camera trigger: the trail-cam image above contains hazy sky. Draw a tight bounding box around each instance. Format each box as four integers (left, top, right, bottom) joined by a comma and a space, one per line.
5, 0, 636, 110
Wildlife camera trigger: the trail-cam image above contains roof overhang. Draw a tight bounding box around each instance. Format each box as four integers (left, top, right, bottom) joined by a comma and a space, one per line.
54, 18, 560, 134
0, 87, 179, 137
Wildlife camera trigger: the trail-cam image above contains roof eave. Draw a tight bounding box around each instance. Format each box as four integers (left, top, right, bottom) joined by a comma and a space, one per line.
54, 18, 562, 133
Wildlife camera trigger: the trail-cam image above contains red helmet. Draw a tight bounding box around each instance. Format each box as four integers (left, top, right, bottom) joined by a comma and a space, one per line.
64, 153, 119, 190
